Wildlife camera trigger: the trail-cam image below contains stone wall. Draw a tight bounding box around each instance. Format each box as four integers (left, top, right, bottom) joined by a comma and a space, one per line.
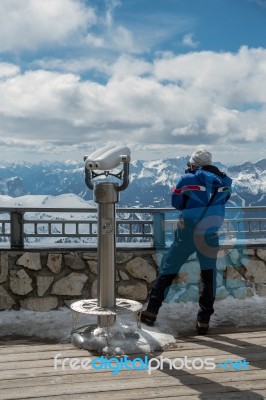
0, 247, 266, 311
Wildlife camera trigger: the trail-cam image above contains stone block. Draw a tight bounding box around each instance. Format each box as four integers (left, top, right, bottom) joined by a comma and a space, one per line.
117, 282, 147, 301
175, 273, 188, 288
16, 252, 41, 271
225, 266, 246, 289
216, 250, 227, 271
51, 273, 88, 296
47, 254, 62, 274
37, 276, 54, 297
257, 249, 266, 262
0, 285, 15, 310
116, 253, 134, 264
246, 287, 255, 297
240, 257, 250, 268
216, 286, 229, 300
242, 249, 255, 256
228, 249, 239, 265
181, 261, 200, 284
179, 285, 199, 303
257, 284, 266, 297
126, 257, 156, 283
87, 260, 97, 275
10, 269, 33, 295
232, 287, 250, 299
216, 271, 224, 287
119, 270, 130, 281
20, 296, 58, 311
82, 253, 97, 260
243, 259, 266, 284
64, 253, 85, 270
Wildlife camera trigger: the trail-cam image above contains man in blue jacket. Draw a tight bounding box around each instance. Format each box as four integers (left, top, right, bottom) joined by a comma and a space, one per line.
140, 149, 232, 334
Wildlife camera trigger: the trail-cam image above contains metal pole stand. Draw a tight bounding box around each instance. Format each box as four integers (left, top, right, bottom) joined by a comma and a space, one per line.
71, 147, 143, 355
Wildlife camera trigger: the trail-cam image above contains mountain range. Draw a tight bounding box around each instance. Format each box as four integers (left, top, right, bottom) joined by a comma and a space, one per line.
0, 157, 265, 208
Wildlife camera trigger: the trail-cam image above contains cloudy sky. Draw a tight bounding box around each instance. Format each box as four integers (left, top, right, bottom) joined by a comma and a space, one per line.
0, 0, 266, 164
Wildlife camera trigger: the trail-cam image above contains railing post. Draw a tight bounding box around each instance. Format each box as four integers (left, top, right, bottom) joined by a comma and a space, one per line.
10, 211, 24, 249
153, 212, 166, 249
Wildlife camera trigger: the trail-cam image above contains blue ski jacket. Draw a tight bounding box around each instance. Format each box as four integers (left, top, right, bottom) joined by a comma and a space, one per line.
172, 166, 232, 233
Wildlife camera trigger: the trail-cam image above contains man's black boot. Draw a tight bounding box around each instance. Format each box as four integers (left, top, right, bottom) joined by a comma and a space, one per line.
139, 310, 157, 326
196, 321, 209, 335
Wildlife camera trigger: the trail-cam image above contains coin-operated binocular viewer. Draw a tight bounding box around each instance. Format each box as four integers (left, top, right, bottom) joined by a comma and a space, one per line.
71, 146, 143, 354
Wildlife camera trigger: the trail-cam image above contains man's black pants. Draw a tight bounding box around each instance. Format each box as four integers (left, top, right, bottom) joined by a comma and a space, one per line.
146, 226, 220, 323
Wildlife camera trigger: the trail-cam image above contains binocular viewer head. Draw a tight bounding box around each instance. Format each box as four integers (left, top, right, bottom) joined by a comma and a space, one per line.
84, 145, 131, 171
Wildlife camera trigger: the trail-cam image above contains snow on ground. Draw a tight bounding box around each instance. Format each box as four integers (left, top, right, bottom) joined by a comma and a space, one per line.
0, 296, 266, 352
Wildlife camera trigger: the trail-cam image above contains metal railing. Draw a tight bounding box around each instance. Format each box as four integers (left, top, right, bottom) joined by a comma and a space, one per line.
0, 206, 265, 249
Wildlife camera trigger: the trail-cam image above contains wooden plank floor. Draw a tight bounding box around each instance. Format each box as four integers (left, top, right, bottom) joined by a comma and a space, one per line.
0, 326, 266, 400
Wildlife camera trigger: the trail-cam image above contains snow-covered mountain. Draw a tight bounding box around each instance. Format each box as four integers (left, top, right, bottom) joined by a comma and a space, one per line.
0, 193, 95, 209
0, 157, 265, 208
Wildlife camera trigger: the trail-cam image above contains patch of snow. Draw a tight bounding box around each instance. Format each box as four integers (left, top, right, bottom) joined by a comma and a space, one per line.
0, 296, 265, 353
139, 168, 153, 178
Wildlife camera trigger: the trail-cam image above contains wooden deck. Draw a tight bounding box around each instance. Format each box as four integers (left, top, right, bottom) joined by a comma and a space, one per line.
0, 326, 266, 400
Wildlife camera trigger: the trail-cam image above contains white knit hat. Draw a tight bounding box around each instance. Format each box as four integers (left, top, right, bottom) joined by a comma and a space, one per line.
189, 149, 212, 167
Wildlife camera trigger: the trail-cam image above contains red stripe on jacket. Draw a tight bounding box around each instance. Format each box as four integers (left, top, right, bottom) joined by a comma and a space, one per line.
172, 185, 206, 195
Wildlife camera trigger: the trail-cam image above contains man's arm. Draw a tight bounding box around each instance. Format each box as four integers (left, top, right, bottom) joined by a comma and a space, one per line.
172, 177, 188, 210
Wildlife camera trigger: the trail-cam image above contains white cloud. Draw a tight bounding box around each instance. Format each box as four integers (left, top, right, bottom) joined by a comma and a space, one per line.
0, 70, 81, 120
0, 0, 96, 52
109, 55, 152, 79
85, 34, 106, 48
153, 46, 266, 106
0, 47, 265, 162
0, 2, 264, 164
182, 33, 199, 48
90, 0, 137, 54
33, 57, 110, 76
105, 0, 122, 27
0, 0, 141, 57
0, 0, 195, 70
110, 25, 136, 52
206, 106, 239, 136
0, 62, 20, 79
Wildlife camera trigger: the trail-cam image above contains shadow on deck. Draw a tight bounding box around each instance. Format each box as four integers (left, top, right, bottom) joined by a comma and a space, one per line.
0, 325, 266, 400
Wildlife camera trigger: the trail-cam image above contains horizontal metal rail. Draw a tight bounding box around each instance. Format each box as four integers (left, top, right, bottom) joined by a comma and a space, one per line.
164, 218, 266, 234
0, 206, 265, 249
